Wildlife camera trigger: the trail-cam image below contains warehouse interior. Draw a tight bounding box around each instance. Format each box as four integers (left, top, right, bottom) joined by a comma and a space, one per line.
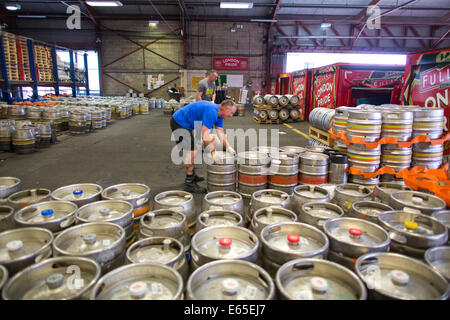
0, 0, 449, 301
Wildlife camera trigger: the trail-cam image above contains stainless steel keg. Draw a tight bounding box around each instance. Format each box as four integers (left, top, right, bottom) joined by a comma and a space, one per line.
432, 210, 450, 235
412, 142, 443, 169
349, 201, 393, 224
276, 258, 367, 300
12, 126, 35, 154
76, 200, 134, 241
52, 183, 103, 207
250, 207, 297, 238
355, 252, 449, 300
412, 107, 445, 139
0, 205, 15, 232
424, 246, 450, 282
249, 189, 291, 223
348, 144, 381, 173
381, 110, 413, 141
153, 190, 196, 228
138, 209, 190, 251
298, 152, 329, 185
195, 209, 244, 232
0, 177, 21, 200
202, 191, 244, 217
90, 263, 184, 300
269, 152, 300, 194
186, 260, 275, 300
280, 146, 306, 155
373, 183, 412, 204
14, 200, 77, 233
0, 264, 7, 294
0, 227, 53, 276
299, 201, 344, 230
292, 185, 330, 217
206, 151, 237, 192
1, 256, 101, 300
126, 237, 189, 282
7, 188, 52, 211
190, 226, 259, 270
389, 190, 446, 215
333, 184, 373, 214
53, 222, 126, 274
347, 110, 382, 142
260, 222, 329, 277
237, 151, 270, 196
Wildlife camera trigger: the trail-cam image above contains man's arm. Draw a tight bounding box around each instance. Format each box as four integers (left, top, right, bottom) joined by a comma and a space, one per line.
201, 125, 215, 152
196, 91, 202, 101
212, 92, 216, 103
196, 81, 205, 101
215, 126, 228, 148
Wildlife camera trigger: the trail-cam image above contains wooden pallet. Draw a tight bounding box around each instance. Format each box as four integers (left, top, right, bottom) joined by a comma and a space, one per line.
253, 116, 281, 124
253, 104, 281, 111
309, 126, 334, 147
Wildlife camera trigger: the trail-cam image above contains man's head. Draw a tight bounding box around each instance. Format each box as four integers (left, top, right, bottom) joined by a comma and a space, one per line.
207, 70, 218, 83
218, 99, 236, 119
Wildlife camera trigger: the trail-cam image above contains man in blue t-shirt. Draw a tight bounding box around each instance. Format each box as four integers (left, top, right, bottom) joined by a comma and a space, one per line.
170, 99, 236, 193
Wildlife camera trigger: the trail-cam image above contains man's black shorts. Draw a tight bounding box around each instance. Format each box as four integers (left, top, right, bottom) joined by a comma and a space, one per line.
170, 116, 196, 151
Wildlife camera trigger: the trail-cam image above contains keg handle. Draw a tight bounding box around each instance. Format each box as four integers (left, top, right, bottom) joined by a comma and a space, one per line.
60, 216, 75, 229
389, 231, 407, 244
292, 262, 315, 271
35, 247, 52, 264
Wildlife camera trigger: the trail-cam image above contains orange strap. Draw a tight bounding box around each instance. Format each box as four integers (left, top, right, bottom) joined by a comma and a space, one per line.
269, 174, 298, 185
298, 174, 328, 185
133, 204, 150, 217
238, 173, 268, 184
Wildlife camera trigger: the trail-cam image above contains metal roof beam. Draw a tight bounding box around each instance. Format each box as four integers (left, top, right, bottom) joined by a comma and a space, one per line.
274, 23, 295, 49
432, 27, 450, 48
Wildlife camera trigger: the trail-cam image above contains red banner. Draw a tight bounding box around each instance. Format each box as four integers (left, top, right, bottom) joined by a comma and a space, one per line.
213, 57, 248, 70
312, 71, 336, 109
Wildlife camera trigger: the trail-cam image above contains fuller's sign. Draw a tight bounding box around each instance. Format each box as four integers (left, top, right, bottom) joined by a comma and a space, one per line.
213, 57, 248, 70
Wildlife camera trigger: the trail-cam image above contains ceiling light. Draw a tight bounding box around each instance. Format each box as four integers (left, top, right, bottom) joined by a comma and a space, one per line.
220, 2, 253, 9
5, 3, 21, 11
149, 20, 159, 27
86, 1, 123, 7
321, 22, 331, 29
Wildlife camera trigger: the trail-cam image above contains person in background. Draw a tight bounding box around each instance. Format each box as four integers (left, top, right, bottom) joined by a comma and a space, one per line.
170, 99, 236, 193
196, 70, 218, 102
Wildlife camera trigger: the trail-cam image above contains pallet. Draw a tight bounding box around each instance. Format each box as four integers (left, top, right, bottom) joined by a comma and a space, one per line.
253, 116, 281, 124
253, 104, 281, 111
309, 126, 334, 147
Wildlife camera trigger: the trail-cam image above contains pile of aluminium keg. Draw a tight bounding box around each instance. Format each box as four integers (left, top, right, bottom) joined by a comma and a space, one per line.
327, 104, 446, 186
0, 175, 448, 300
0, 96, 151, 154
163, 97, 196, 116
252, 94, 302, 122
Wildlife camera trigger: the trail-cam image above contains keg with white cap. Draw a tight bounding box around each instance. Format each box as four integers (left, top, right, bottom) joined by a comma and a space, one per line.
254, 109, 268, 121
412, 107, 445, 139
260, 222, 329, 277
0, 177, 21, 202
377, 210, 448, 259
268, 110, 279, 120
349, 201, 393, 224
381, 110, 413, 141
237, 151, 270, 197
90, 263, 184, 300
52, 183, 103, 208
76, 200, 134, 242
276, 95, 289, 107
333, 184, 373, 214
202, 191, 244, 217
299, 201, 344, 230
286, 94, 300, 107
1, 256, 101, 300
276, 258, 367, 300
347, 110, 382, 142
289, 109, 301, 121
53, 222, 126, 274
279, 108, 289, 121
126, 237, 189, 282
389, 190, 446, 215
153, 190, 196, 230
101, 183, 151, 237
138, 209, 190, 251
14, 200, 77, 234
190, 225, 259, 270
412, 142, 443, 169
206, 151, 237, 192
69, 111, 87, 135
250, 146, 281, 157
249, 189, 291, 224
269, 152, 300, 194
250, 207, 297, 238
355, 252, 449, 300
0, 227, 53, 276
0, 205, 15, 232
323, 217, 390, 270
292, 185, 330, 217
186, 260, 275, 300
424, 246, 450, 282
196, 209, 243, 232
298, 152, 329, 185
7, 188, 51, 211
373, 183, 412, 204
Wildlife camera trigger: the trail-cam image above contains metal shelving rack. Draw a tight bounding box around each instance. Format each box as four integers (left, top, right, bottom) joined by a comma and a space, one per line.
0, 31, 89, 103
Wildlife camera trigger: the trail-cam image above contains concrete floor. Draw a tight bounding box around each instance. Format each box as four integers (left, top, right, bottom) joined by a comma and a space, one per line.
0, 109, 311, 208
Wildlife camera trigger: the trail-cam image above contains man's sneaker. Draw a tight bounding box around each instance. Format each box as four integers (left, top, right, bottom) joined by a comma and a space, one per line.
193, 174, 205, 182
184, 181, 207, 193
